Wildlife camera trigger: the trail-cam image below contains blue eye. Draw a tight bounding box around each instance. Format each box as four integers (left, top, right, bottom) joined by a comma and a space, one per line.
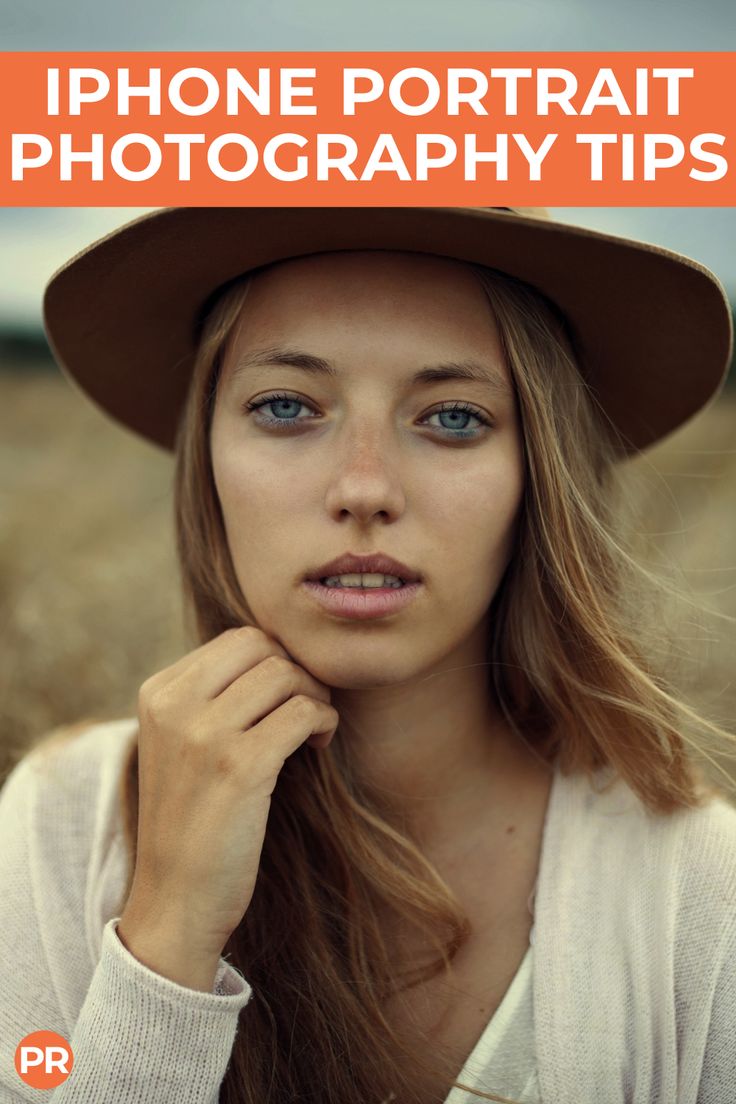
242, 393, 492, 439
245, 394, 311, 426
424, 403, 490, 439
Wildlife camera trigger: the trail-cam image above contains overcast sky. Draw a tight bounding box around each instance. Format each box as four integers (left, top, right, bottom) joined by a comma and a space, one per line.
1, 0, 733, 325
2, 0, 734, 51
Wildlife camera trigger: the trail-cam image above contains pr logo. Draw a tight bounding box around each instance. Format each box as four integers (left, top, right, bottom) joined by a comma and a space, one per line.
14, 1032, 74, 1089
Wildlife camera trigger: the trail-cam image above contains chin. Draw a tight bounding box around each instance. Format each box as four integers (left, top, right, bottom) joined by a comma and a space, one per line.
291, 643, 425, 691
319, 669, 410, 691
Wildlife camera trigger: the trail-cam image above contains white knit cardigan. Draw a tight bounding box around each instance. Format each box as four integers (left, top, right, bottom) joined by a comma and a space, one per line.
0, 718, 734, 1103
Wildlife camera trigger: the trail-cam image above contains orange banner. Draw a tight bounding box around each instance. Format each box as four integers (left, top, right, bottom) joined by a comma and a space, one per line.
0, 51, 733, 205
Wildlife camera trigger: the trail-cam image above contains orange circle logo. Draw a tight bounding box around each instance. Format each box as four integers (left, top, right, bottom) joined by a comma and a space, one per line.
15, 1032, 74, 1089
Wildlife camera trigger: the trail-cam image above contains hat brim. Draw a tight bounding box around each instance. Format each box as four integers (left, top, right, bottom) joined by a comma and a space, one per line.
42, 206, 733, 456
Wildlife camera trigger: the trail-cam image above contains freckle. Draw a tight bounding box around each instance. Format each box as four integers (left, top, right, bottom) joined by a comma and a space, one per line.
505, 825, 515, 835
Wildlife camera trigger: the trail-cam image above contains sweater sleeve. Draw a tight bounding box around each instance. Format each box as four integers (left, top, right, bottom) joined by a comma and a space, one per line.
0, 749, 254, 1104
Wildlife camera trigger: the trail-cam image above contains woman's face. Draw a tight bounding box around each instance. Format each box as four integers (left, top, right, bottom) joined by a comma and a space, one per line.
210, 250, 525, 690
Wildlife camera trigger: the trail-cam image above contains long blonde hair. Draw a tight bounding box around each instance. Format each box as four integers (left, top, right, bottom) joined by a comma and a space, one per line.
116, 254, 733, 1104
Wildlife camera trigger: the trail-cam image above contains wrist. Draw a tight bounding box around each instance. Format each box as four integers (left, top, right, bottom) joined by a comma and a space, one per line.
116, 913, 223, 993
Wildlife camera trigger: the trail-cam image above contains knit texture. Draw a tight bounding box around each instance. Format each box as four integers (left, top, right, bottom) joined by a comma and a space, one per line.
1, 718, 735, 1103
0, 720, 251, 1103
532, 756, 736, 1103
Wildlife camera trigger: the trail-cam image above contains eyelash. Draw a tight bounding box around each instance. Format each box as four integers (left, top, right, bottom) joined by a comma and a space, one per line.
241, 391, 493, 440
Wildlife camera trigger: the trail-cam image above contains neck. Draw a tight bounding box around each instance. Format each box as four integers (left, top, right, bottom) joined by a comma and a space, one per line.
329, 619, 545, 851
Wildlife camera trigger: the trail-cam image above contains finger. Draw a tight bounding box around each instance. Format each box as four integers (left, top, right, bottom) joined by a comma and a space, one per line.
141, 626, 271, 684
208, 654, 333, 735
248, 695, 340, 767
147, 627, 289, 702
206, 638, 332, 707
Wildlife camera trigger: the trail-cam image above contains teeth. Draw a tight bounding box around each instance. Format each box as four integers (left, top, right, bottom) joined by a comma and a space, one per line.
321, 573, 405, 589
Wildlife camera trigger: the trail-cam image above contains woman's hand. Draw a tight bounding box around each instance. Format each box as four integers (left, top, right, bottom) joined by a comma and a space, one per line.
117, 626, 338, 988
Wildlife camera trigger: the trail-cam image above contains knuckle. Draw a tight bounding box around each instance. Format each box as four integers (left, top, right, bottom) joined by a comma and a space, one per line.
137, 678, 163, 718
290, 693, 317, 717
259, 653, 293, 683
229, 625, 263, 644
138, 672, 160, 699
138, 678, 180, 725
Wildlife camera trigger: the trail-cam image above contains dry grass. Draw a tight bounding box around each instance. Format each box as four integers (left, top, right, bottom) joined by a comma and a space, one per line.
2, 365, 735, 791
1, 367, 186, 780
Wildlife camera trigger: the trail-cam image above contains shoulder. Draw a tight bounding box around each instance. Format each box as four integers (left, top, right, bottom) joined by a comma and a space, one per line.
555, 765, 736, 936
1, 716, 139, 855
608, 772, 736, 903
559, 762, 736, 853
673, 789, 736, 884
21, 715, 139, 779
663, 791, 736, 953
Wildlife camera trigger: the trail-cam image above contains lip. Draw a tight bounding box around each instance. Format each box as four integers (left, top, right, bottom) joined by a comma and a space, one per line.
302, 579, 423, 621
305, 551, 421, 583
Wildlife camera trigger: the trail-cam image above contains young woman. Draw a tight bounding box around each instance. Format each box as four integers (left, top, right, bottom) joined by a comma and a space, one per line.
1, 206, 735, 1104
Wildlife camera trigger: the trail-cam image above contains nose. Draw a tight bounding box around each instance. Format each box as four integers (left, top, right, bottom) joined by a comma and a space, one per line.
323, 424, 406, 525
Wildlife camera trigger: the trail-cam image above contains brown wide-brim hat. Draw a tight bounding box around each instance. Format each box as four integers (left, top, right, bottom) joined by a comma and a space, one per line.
42, 206, 733, 458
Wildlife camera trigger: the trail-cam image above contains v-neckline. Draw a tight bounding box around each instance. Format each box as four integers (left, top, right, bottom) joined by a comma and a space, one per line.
442, 761, 563, 1101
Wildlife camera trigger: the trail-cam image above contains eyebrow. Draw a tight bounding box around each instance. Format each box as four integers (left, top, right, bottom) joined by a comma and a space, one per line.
229, 345, 513, 396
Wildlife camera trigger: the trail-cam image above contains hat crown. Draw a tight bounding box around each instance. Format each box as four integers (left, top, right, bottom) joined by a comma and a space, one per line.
501, 206, 551, 220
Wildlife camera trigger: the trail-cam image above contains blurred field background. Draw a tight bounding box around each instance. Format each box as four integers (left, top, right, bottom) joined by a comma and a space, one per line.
2, 345, 735, 797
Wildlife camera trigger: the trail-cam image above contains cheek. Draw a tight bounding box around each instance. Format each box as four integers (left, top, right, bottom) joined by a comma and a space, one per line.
429, 455, 524, 548
212, 444, 313, 554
